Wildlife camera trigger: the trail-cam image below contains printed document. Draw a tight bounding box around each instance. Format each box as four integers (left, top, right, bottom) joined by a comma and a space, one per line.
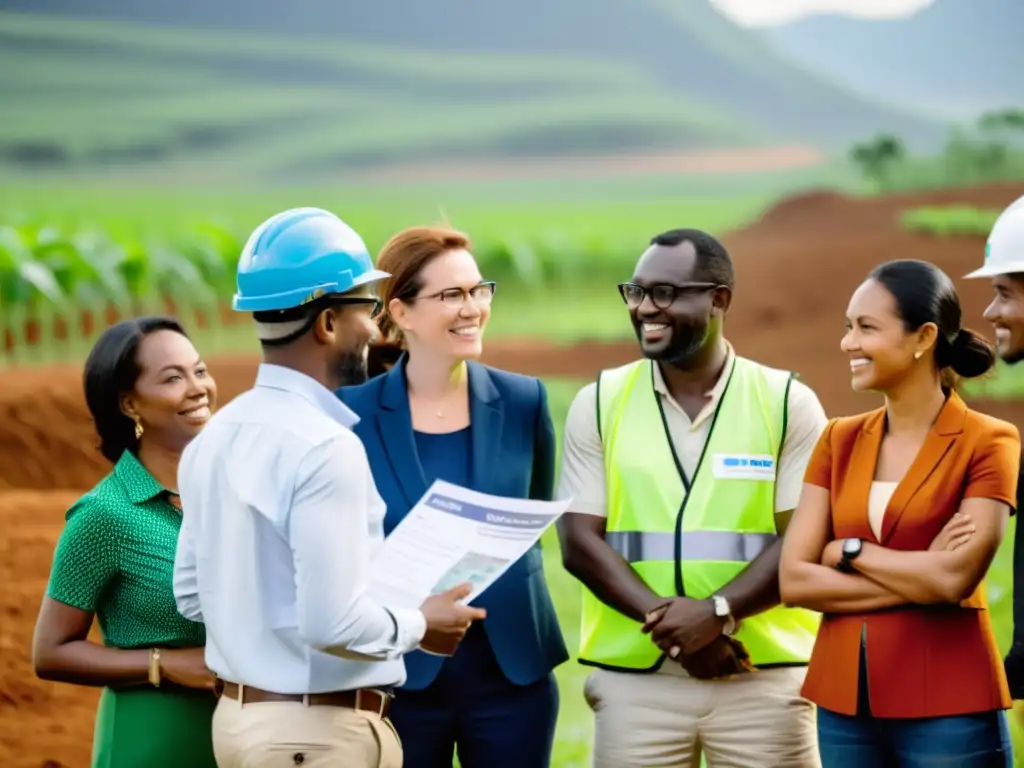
368, 480, 570, 608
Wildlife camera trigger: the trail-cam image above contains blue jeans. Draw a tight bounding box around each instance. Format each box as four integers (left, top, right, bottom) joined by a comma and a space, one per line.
817, 706, 1013, 767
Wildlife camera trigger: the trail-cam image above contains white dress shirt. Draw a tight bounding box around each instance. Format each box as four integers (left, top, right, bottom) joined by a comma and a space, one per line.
173, 363, 427, 694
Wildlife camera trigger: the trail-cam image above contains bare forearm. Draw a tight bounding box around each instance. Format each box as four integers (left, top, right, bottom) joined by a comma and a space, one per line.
718, 540, 783, 620
34, 642, 152, 688
852, 545, 964, 604
562, 537, 665, 622
781, 562, 909, 613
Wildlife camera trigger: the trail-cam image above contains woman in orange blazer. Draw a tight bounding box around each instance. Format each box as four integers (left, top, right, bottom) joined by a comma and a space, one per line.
780, 259, 1020, 766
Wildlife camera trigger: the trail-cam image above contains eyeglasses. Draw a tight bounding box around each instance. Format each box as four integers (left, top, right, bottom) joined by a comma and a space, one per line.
331, 296, 383, 318
414, 281, 497, 308
617, 281, 721, 310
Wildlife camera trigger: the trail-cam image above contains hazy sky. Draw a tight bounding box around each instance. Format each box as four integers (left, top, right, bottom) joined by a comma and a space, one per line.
711, 0, 935, 26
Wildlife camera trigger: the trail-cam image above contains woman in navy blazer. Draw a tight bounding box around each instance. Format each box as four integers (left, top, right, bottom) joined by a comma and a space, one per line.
338, 224, 568, 768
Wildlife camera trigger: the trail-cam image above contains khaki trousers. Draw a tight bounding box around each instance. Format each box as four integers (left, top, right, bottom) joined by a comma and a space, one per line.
211, 693, 403, 768
585, 665, 820, 768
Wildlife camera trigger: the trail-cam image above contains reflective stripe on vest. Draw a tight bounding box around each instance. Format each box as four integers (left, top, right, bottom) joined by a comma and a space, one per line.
605, 530, 778, 564
578, 355, 820, 671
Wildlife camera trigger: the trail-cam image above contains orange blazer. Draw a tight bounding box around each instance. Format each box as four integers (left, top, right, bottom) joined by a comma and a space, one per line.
801, 390, 1020, 719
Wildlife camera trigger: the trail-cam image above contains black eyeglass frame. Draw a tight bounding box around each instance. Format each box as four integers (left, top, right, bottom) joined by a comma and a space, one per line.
617, 281, 724, 310
328, 296, 383, 318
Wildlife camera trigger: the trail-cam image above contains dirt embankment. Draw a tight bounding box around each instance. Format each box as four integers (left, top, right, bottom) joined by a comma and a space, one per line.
3, 181, 1024, 768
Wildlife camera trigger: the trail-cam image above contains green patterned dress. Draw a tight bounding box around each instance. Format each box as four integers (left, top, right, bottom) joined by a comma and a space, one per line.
46, 450, 217, 768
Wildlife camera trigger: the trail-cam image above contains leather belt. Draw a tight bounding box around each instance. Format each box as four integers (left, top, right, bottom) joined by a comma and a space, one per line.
217, 680, 392, 718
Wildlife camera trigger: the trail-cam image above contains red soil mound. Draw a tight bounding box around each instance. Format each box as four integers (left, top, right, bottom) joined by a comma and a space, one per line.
0, 490, 100, 768
4, 181, 1024, 767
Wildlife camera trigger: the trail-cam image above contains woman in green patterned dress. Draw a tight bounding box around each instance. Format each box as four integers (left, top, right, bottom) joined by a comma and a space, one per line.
32, 316, 220, 768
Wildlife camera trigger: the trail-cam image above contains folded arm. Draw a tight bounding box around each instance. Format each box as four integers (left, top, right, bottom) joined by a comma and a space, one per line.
851, 496, 1010, 604
780, 483, 909, 613
290, 436, 426, 661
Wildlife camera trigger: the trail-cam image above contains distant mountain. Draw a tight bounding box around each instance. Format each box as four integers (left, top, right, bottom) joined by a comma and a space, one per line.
0, 0, 939, 147
762, 0, 1024, 121
0, 1, 946, 176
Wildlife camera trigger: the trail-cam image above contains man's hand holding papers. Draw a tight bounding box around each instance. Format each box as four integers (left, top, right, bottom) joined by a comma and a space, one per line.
418, 582, 487, 656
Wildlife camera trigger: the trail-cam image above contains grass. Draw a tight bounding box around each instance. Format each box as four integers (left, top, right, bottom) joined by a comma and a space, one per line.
900, 204, 1002, 237
966, 362, 1024, 400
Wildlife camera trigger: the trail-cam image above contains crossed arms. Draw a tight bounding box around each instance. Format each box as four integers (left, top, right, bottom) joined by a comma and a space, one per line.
779, 483, 1010, 613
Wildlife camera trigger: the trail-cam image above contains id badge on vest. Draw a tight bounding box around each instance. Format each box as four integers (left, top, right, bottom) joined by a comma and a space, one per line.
711, 454, 777, 481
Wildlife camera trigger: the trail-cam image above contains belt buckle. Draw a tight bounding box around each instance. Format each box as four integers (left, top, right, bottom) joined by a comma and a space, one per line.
355, 689, 387, 718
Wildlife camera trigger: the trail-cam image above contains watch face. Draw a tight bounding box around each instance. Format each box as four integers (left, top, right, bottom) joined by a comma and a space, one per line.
842, 538, 861, 556
713, 597, 729, 617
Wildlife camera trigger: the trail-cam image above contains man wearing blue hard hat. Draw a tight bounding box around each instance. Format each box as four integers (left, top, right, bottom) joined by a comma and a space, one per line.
172, 207, 485, 767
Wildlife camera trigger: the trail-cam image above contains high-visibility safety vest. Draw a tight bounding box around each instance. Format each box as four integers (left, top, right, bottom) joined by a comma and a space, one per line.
578, 355, 820, 671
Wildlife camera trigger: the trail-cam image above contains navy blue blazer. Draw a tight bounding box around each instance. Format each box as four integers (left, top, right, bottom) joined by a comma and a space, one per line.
337, 354, 569, 690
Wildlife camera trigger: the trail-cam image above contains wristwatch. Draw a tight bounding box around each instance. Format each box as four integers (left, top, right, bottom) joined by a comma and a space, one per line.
148, 647, 162, 688
711, 595, 738, 636
837, 537, 863, 573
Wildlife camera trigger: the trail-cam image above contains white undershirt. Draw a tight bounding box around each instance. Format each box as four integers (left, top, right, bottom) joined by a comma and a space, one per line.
868, 481, 899, 541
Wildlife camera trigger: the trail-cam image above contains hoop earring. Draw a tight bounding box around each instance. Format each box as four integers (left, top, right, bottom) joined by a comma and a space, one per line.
134, 419, 144, 440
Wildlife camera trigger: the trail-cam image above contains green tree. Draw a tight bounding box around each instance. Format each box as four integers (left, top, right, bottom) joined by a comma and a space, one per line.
849, 133, 905, 191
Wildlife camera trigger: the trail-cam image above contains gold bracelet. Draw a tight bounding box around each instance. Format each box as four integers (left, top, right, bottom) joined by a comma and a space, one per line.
148, 648, 162, 688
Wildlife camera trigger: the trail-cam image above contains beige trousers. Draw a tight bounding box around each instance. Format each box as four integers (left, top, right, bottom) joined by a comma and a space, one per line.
585, 665, 820, 768
211, 694, 403, 768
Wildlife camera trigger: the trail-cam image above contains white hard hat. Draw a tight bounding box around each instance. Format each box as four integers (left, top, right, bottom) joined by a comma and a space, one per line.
964, 193, 1024, 279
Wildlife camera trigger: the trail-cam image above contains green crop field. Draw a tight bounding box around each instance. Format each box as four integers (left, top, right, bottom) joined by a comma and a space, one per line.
0, 183, 781, 364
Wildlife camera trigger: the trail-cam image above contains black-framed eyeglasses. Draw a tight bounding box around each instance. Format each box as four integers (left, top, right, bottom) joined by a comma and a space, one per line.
617, 281, 721, 310
331, 296, 383, 318
413, 281, 497, 308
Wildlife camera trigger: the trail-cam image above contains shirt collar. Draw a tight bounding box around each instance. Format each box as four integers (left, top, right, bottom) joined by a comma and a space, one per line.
114, 449, 167, 504
655, 342, 737, 409
255, 363, 360, 429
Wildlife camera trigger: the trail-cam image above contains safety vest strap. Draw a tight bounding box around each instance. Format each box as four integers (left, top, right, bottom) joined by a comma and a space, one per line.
604, 530, 779, 564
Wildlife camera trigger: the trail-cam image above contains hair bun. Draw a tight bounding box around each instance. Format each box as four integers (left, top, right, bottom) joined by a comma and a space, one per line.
947, 327, 996, 379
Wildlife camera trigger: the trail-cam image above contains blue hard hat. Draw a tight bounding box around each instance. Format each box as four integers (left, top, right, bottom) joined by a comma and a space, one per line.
232, 207, 390, 313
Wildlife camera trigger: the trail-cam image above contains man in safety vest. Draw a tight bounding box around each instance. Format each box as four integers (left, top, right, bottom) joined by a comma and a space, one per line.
557, 228, 828, 767
963, 193, 1024, 703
